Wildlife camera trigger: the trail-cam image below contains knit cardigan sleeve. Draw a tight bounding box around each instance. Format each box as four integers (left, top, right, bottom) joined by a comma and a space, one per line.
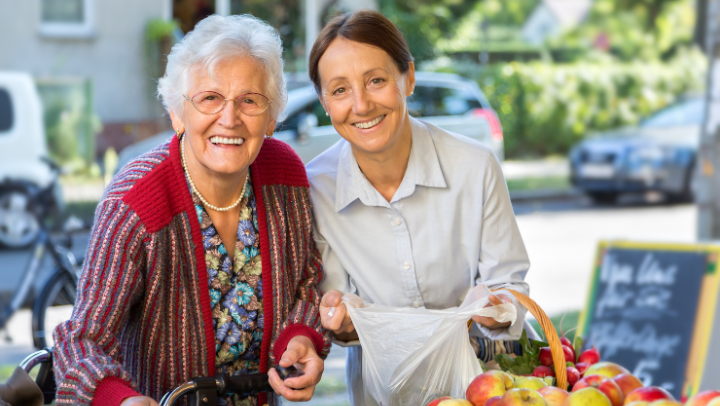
271, 240, 332, 362
53, 197, 147, 406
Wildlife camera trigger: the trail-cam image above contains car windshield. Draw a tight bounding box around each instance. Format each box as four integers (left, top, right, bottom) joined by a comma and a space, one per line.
640, 98, 705, 128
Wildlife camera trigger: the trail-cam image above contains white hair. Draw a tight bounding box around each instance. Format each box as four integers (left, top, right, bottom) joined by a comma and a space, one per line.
157, 14, 287, 121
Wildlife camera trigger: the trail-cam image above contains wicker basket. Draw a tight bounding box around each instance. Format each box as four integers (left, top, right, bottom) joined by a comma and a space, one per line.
505, 290, 568, 389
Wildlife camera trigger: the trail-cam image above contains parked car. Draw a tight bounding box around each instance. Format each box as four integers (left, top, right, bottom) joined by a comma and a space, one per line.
0, 72, 61, 248
117, 72, 504, 170
569, 97, 703, 204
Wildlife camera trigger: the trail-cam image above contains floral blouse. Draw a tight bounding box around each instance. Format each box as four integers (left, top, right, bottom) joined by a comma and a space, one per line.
193, 173, 264, 406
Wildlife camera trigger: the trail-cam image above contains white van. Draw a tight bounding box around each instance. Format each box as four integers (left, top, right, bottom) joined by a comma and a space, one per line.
0, 72, 57, 247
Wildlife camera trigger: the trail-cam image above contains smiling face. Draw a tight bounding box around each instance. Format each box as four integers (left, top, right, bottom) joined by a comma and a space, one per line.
317, 37, 415, 157
170, 56, 276, 180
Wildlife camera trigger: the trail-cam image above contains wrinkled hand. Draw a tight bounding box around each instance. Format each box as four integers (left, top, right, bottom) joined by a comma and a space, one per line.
319, 290, 356, 335
267, 335, 324, 402
120, 396, 159, 406
472, 294, 513, 330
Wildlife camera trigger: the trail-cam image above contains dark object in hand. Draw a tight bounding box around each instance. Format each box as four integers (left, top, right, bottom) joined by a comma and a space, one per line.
275, 365, 304, 381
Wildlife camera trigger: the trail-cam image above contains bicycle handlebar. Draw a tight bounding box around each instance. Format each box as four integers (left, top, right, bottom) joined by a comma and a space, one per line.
159, 373, 274, 406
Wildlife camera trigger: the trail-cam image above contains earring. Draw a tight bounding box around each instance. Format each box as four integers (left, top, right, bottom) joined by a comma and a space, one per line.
325, 112, 329, 116
410, 91, 414, 96
266, 133, 274, 138
176, 128, 182, 139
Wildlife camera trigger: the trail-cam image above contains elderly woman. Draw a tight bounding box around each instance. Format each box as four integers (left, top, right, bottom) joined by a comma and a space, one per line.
52, 15, 330, 406
306, 10, 535, 405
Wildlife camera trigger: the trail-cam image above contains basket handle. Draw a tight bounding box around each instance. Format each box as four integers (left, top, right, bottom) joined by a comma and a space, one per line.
503, 290, 568, 390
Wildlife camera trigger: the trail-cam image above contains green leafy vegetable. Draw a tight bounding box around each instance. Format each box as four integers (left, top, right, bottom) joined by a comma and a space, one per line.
494, 330, 549, 375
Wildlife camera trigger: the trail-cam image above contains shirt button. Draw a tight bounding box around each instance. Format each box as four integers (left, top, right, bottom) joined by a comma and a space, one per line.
403, 262, 411, 270
393, 217, 401, 226
412, 301, 420, 308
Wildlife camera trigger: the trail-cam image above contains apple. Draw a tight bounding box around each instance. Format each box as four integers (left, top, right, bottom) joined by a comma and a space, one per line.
686, 391, 720, 406
572, 375, 624, 406
515, 377, 549, 390
584, 362, 630, 379
576, 362, 590, 376
499, 388, 549, 406
466, 371, 515, 406
563, 346, 576, 363
539, 386, 570, 406
562, 387, 613, 406
439, 399, 474, 406
625, 402, 650, 406
487, 396, 503, 406
428, 397, 453, 406
567, 367, 581, 388
540, 347, 554, 367
649, 400, 682, 406
624, 387, 674, 405
612, 374, 643, 397
706, 398, 720, 406
578, 348, 601, 365
534, 366, 556, 378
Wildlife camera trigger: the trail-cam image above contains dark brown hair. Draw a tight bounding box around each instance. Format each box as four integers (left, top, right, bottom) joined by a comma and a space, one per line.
308, 10, 414, 93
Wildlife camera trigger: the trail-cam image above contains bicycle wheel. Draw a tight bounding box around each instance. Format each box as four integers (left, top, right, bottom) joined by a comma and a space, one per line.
32, 267, 77, 349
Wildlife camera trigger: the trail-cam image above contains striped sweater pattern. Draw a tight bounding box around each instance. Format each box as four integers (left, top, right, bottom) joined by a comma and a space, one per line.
53, 136, 331, 406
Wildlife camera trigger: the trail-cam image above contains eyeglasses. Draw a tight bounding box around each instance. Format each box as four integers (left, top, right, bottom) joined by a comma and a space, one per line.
183, 91, 272, 116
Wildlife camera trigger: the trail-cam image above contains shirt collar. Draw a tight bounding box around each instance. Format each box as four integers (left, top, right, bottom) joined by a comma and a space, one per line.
334, 117, 447, 212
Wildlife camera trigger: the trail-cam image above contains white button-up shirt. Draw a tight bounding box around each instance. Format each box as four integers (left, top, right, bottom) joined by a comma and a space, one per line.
306, 118, 531, 405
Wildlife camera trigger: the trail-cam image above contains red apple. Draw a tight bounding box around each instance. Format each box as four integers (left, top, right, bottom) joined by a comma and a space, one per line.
624, 387, 674, 405
499, 388, 549, 406
625, 402, 650, 406
649, 400, 682, 406
563, 387, 613, 406
540, 347, 554, 367
573, 375, 624, 406
533, 366, 556, 378
576, 362, 590, 376
585, 362, 630, 379
466, 371, 515, 406
487, 396, 503, 406
567, 367, 581, 388
578, 348, 601, 365
439, 400, 474, 406
612, 374, 643, 397
539, 386, 569, 406
428, 397, 453, 406
686, 391, 720, 406
563, 346, 576, 363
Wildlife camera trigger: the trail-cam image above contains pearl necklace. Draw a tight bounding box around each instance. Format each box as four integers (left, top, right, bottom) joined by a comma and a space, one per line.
180, 135, 249, 212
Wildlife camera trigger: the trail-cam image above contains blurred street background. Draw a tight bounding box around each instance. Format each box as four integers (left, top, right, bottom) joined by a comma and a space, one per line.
0, 0, 710, 404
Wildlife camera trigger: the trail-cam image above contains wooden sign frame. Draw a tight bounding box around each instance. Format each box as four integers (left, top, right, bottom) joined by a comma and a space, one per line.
577, 241, 720, 400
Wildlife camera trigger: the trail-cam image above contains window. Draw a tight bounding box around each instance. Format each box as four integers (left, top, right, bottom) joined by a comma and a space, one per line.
39, 0, 95, 38
641, 99, 706, 128
277, 100, 332, 134
0, 89, 14, 133
406, 85, 482, 117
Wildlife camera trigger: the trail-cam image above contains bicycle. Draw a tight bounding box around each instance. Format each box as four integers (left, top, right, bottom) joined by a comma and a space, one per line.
0, 158, 87, 349
1, 348, 293, 406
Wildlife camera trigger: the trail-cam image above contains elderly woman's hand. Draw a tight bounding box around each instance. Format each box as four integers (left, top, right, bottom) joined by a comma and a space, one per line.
120, 396, 159, 406
472, 294, 513, 330
267, 335, 324, 401
319, 289, 355, 336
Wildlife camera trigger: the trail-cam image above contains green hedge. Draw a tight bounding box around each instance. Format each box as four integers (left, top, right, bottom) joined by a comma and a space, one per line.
423, 48, 706, 158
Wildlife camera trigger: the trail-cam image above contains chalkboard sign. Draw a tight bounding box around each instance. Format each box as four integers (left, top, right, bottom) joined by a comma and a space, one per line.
578, 242, 720, 401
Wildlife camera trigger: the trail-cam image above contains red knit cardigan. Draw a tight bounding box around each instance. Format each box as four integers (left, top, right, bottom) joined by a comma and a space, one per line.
52, 136, 331, 406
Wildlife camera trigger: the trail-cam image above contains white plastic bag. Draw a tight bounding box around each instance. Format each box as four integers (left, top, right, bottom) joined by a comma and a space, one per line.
343, 285, 517, 406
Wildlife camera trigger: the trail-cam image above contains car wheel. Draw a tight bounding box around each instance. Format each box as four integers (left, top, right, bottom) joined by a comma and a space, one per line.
0, 191, 40, 248
588, 191, 619, 205
668, 160, 697, 203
